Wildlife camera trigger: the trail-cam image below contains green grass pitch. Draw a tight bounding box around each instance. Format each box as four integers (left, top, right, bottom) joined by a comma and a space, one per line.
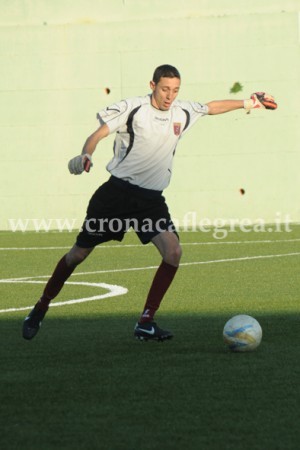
1, 226, 300, 450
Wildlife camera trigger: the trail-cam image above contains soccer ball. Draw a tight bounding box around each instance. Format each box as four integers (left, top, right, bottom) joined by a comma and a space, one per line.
223, 314, 262, 352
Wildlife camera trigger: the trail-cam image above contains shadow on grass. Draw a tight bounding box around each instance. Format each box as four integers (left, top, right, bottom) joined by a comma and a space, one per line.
1, 312, 300, 450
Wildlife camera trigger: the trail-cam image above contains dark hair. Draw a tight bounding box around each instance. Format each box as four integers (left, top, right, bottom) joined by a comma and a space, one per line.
152, 64, 181, 84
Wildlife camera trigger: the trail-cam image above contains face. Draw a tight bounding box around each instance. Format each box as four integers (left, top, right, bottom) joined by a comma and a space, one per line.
150, 77, 181, 111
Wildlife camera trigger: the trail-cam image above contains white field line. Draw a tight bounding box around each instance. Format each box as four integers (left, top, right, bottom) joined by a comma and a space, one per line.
0, 238, 300, 251
0, 281, 128, 313
36, 251, 300, 277
1, 251, 299, 283
1, 251, 299, 314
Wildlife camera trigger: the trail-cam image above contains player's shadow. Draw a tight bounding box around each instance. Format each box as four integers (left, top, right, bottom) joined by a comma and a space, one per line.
2, 311, 295, 357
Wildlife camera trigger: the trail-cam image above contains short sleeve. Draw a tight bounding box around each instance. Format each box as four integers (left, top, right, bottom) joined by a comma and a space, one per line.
189, 102, 209, 115
97, 100, 130, 133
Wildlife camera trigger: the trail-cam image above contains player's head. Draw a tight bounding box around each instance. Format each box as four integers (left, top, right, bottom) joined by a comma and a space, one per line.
152, 65, 181, 84
150, 64, 181, 111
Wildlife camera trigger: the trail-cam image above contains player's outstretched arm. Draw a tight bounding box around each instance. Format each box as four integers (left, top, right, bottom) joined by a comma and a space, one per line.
68, 124, 109, 175
207, 92, 277, 115
206, 100, 244, 115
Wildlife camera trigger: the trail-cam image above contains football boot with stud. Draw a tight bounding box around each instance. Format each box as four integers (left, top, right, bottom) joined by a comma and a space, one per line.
22, 305, 47, 340
134, 321, 173, 341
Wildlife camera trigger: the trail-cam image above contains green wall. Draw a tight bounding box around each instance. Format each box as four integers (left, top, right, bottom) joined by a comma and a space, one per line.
1, 0, 300, 231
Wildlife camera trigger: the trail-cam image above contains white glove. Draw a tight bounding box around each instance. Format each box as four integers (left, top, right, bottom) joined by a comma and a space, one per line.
68, 154, 93, 175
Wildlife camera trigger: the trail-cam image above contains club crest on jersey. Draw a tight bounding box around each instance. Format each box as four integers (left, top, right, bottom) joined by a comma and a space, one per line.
173, 122, 181, 136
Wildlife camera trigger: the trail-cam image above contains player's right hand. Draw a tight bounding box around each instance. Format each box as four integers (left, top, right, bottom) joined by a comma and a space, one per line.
68, 154, 93, 175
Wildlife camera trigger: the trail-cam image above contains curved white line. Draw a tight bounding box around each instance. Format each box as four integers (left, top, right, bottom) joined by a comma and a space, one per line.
0, 280, 128, 314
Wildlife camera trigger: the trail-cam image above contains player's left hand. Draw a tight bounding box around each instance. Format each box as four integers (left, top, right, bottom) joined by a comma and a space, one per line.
68, 154, 93, 175
251, 92, 277, 110
244, 92, 277, 111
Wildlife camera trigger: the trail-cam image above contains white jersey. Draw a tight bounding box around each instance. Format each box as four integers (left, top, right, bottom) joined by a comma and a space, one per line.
97, 95, 208, 191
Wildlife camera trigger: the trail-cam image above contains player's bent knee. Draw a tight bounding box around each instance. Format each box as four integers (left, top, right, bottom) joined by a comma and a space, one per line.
66, 245, 94, 267
165, 244, 182, 266
174, 243, 182, 261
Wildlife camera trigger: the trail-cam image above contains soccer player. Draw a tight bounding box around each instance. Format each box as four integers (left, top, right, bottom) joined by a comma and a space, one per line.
22, 64, 277, 341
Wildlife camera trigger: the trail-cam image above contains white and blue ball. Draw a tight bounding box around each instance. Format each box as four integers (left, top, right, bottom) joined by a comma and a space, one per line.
223, 314, 262, 352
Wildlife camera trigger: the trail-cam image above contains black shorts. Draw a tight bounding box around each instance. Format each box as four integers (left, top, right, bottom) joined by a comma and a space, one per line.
76, 176, 178, 248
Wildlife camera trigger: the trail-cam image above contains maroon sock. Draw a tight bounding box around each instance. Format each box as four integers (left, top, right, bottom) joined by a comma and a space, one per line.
36, 255, 75, 311
139, 260, 178, 323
